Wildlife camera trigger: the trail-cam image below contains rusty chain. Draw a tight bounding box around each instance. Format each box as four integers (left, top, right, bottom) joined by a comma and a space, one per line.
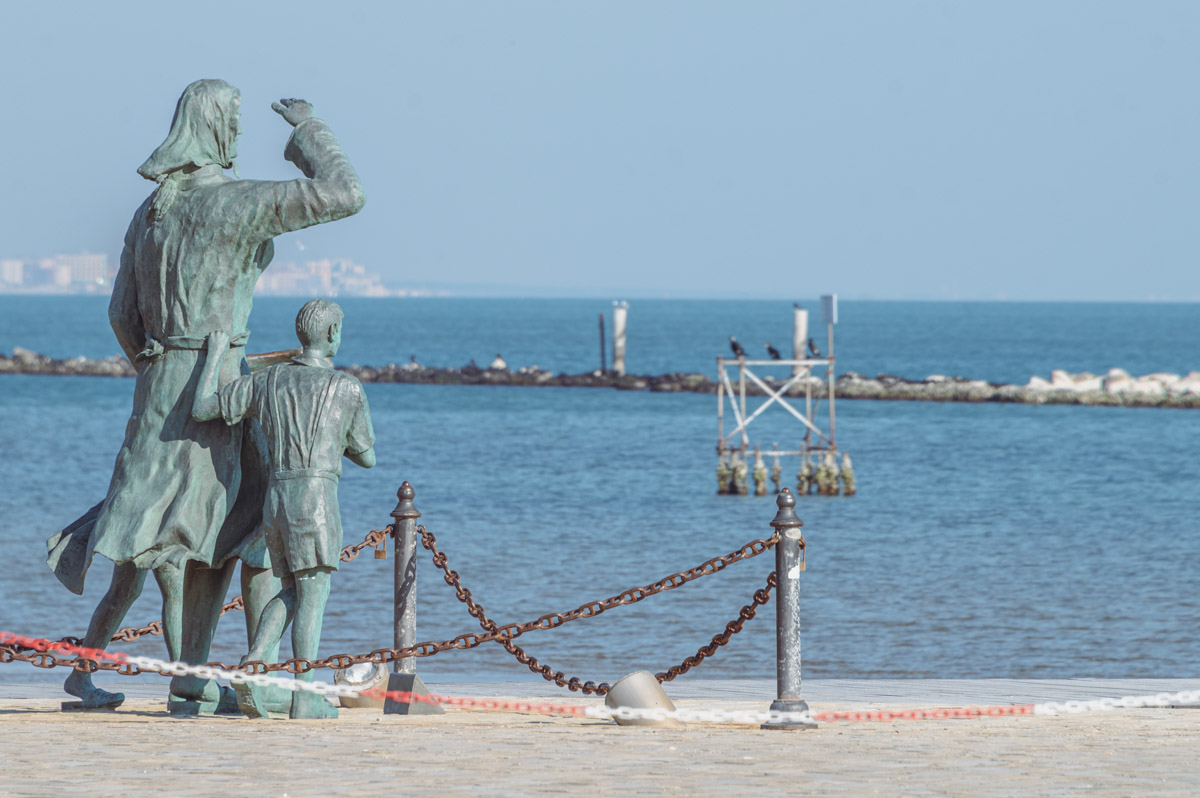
3, 523, 790, 686
0, 526, 396, 672
655, 571, 776, 684
0, 523, 393, 672
340, 525, 393, 563
417, 524, 782, 695
104, 527, 393, 645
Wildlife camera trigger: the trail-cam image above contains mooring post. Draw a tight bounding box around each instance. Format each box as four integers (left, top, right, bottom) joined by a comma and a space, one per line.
383, 481, 444, 714
762, 488, 816, 730
598, 312, 607, 373
612, 300, 628, 376
821, 294, 837, 449
391, 481, 420, 675
792, 304, 808, 377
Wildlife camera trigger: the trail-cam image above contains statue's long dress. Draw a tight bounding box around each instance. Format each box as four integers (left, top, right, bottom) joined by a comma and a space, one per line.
82, 119, 365, 578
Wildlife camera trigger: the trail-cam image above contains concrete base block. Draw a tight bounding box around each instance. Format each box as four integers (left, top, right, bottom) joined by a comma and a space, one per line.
382, 672, 445, 715
604, 670, 685, 728
760, 697, 817, 730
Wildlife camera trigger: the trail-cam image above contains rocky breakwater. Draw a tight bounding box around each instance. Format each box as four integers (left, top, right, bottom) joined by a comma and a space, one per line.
0, 347, 135, 377
339, 361, 719, 393
6, 347, 1200, 409
837, 369, 1200, 408
1016, 368, 1200, 408
0, 347, 715, 391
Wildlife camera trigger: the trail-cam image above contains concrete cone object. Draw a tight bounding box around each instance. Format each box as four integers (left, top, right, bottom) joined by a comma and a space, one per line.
604, 671, 685, 728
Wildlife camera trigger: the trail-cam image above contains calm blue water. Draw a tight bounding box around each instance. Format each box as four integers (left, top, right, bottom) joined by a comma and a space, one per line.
2, 297, 1200, 691
6, 296, 1200, 384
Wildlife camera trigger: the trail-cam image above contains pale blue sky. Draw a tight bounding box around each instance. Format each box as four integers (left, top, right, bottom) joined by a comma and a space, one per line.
1, 1, 1196, 299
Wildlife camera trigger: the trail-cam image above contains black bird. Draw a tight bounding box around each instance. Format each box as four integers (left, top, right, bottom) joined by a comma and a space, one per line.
765, 343, 782, 360
807, 337, 821, 357
729, 336, 746, 358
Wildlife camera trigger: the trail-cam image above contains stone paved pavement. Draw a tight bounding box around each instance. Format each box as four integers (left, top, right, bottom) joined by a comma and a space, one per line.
1, 679, 1198, 796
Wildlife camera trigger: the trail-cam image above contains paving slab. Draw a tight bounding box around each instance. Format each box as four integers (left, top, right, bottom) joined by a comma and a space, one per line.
1, 679, 1198, 796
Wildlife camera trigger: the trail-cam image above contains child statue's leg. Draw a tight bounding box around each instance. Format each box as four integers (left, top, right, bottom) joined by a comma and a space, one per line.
289, 567, 337, 719
241, 564, 291, 712
234, 574, 296, 718
63, 561, 147, 709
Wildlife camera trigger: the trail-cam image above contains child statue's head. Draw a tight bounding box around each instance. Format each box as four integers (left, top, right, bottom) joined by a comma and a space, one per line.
296, 299, 344, 357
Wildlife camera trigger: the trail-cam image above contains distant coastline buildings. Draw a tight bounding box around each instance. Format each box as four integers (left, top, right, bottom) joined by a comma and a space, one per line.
253, 258, 431, 297
0, 252, 111, 294
0, 253, 424, 297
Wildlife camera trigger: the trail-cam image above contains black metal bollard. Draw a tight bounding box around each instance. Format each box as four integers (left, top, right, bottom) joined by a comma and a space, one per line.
383, 481, 443, 714
761, 488, 817, 730
391, 481, 420, 675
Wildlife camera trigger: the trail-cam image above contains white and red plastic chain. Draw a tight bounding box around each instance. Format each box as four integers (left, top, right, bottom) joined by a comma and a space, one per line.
4, 632, 1199, 726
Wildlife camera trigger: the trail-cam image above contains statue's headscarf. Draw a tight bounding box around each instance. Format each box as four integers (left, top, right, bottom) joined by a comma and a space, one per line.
138, 79, 241, 222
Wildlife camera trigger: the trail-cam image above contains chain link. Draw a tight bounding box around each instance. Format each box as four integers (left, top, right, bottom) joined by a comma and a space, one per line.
656, 571, 776, 683
416, 524, 781, 695
0, 527, 396, 672
339, 526, 393, 563
0, 640, 146, 676
24, 632, 1200, 726
101, 527, 394, 645
4, 523, 787, 685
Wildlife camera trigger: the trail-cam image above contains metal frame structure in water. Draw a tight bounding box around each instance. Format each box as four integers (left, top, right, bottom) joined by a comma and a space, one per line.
716, 296, 840, 478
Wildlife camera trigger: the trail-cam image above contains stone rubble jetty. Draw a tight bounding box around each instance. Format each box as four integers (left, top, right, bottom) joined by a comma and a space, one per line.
5, 347, 1200, 409
1, 347, 137, 377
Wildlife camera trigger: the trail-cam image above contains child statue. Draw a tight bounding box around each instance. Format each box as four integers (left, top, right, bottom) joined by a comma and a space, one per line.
193, 299, 376, 718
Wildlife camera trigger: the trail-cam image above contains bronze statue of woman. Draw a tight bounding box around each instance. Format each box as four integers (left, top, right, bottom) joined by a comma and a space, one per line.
50, 80, 365, 711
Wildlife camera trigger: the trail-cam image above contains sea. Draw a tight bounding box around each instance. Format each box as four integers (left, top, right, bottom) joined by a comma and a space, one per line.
2, 296, 1200, 690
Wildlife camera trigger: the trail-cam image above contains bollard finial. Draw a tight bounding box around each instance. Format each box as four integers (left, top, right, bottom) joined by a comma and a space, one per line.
770, 488, 803, 531
391, 481, 421, 520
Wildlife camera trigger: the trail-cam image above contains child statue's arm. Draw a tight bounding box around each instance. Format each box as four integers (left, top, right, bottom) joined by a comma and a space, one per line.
193, 331, 232, 421
345, 382, 376, 468
347, 446, 376, 469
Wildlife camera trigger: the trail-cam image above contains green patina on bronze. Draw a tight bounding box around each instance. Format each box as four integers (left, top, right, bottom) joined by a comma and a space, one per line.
45, 82, 365, 712
193, 300, 376, 719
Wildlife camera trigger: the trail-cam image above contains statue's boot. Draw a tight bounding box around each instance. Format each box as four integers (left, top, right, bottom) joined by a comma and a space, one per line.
232, 680, 270, 719
214, 685, 239, 713
168, 676, 239, 716
62, 672, 124, 711
261, 684, 294, 714
290, 690, 338, 720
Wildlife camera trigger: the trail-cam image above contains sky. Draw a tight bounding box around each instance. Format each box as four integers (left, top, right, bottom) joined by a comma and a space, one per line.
1, 1, 1197, 300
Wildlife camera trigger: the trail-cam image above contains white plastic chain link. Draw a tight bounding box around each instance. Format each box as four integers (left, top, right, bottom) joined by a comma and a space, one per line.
1033, 691, 1200, 715
586, 705, 817, 725
129, 655, 366, 700
115, 655, 1200, 725
7, 632, 1200, 725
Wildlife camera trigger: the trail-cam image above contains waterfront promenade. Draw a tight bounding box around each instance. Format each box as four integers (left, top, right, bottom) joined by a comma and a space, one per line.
2, 678, 1196, 796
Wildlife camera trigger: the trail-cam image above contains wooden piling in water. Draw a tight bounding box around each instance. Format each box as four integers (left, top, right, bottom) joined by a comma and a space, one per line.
598, 313, 606, 373
792, 305, 808, 377
840, 452, 856, 497
612, 301, 628, 376
753, 445, 769, 496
